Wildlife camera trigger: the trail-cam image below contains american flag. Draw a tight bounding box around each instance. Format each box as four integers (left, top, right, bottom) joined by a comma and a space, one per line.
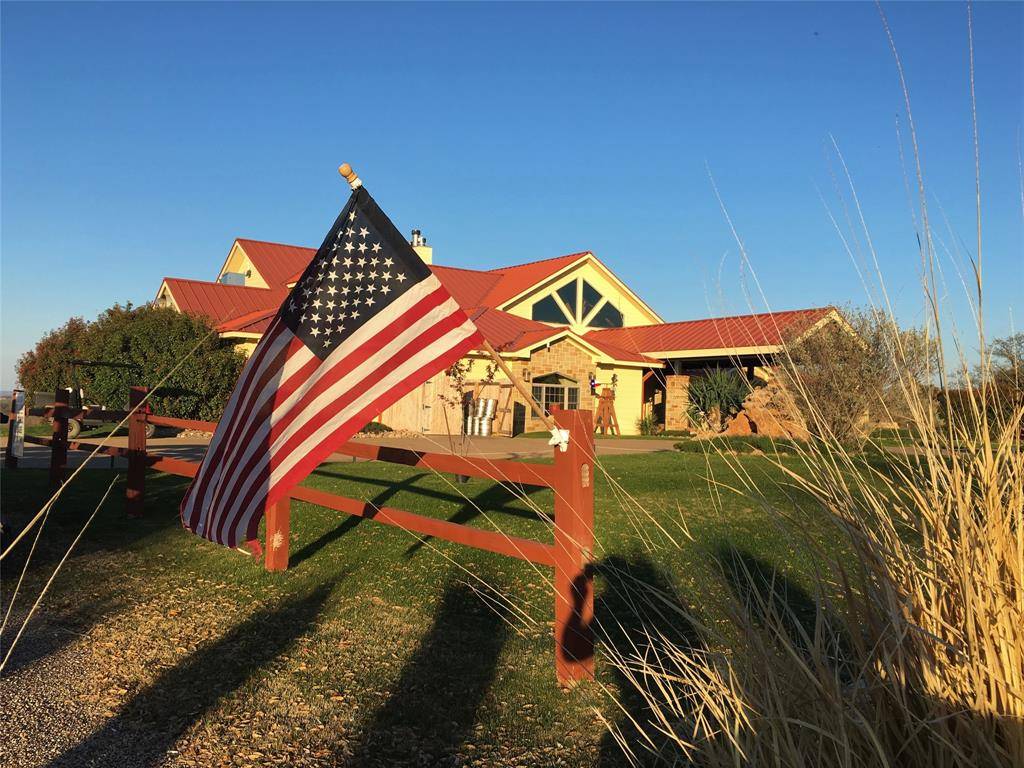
181, 187, 483, 548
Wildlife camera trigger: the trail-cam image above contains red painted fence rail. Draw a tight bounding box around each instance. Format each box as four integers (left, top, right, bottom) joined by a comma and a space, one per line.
13, 386, 596, 684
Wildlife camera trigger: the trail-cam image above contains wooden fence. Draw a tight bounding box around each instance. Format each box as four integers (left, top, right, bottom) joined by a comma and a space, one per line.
6, 386, 596, 684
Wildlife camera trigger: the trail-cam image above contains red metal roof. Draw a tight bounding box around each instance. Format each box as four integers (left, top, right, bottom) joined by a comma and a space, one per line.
481, 252, 590, 307
432, 265, 503, 309
467, 307, 563, 351
585, 307, 836, 355
216, 307, 277, 335
235, 239, 316, 288
465, 307, 655, 362
162, 278, 286, 327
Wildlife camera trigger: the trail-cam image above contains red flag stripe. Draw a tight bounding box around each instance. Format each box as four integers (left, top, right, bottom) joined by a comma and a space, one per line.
226, 319, 482, 545
182, 321, 296, 530
215, 299, 472, 542
185, 328, 311, 529
204, 284, 457, 539
221, 306, 476, 538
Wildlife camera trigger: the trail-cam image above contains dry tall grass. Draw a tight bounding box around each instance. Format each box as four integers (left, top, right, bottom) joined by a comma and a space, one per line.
597, 7, 1022, 764
603, 342, 1022, 767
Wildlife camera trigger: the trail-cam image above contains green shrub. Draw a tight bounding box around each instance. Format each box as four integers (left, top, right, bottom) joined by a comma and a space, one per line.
359, 421, 393, 434
17, 303, 246, 421
687, 370, 749, 430
636, 413, 659, 435
674, 435, 806, 454
15, 317, 90, 405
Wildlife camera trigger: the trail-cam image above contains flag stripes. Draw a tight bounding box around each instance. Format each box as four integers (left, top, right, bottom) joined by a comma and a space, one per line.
181, 269, 482, 547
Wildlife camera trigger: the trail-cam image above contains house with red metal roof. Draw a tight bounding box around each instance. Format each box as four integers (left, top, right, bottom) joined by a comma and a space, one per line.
155, 233, 840, 435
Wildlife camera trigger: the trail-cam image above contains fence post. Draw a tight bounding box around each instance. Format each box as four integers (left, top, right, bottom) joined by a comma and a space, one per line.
126, 386, 149, 518
50, 388, 70, 487
552, 408, 595, 685
264, 497, 291, 572
4, 404, 19, 470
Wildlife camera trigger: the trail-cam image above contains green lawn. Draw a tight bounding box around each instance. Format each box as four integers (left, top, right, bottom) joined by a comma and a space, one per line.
0, 450, 844, 766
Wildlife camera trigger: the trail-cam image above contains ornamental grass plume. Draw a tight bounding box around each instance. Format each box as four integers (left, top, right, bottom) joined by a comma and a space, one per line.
596, 8, 1022, 764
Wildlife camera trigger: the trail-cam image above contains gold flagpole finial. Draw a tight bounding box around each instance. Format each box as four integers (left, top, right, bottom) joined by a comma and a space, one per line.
338, 163, 362, 190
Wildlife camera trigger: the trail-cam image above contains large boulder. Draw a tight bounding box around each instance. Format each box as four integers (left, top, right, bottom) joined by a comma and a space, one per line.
723, 378, 810, 440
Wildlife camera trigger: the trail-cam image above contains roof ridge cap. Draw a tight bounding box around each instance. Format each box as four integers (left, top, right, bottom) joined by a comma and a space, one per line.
485, 250, 590, 273
163, 276, 284, 292
588, 306, 834, 333
235, 237, 316, 250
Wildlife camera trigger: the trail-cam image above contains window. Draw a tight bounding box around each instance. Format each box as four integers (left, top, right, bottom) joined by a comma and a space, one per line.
531, 295, 571, 324
557, 282, 578, 317
590, 302, 624, 328
531, 278, 626, 328
566, 387, 579, 410
581, 280, 602, 319
531, 373, 580, 415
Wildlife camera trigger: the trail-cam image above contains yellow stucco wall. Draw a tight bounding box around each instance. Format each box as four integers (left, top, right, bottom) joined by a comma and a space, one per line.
219, 243, 269, 288
502, 258, 660, 331
375, 340, 647, 436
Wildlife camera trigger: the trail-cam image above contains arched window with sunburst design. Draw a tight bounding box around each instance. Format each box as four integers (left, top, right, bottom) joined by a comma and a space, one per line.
530, 278, 624, 328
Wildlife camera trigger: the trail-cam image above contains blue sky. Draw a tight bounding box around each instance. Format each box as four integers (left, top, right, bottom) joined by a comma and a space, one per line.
2, 1, 1021, 389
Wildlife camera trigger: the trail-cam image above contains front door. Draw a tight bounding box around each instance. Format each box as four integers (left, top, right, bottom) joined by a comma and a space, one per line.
511, 402, 527, 436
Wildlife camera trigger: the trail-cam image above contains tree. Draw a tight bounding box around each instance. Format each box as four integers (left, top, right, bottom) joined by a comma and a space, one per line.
781, 307, 929, 442
990, 333, 1023, 378
16, 317, 90, 403
17, 303, 246, 421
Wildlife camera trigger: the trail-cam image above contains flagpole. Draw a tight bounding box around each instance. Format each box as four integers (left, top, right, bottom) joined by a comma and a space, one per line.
337, 162, 569, 449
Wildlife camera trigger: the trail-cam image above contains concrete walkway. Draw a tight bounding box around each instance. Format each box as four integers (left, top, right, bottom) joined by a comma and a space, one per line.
2, 431, 676, 470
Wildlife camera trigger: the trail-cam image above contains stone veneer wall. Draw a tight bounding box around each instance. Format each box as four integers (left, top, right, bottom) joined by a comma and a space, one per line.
664, 375, 692, 432
519, 338, 598, 432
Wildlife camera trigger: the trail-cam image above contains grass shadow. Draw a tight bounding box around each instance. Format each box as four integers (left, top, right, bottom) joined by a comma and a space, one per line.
592, 554, 703, 767
717, 544, 854, 684
290, 471, 432, 567
43, 581, 338, 768
340, 580, 508, 766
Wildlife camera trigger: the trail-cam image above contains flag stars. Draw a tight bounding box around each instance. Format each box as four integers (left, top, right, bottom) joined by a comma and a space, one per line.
309, 326, 322, 337
348, 211, 356, 221
342, 257, 353, 268
380, 284, 391, 295
358, 242, 368, 253
344, 242, 355, 253
328, 271, 338, 281
327, 285, 337, 296
383, 257, 394, 267
359, 227, 369, 239
381, 272, 392, 282
372, 243, 382, 253
365, 296, 376, 307
357, 257, 366, 267
395, 273, 407, 282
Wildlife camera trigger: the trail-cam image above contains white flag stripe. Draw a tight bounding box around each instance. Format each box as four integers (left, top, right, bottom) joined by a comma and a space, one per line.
181, 188, 485, 548
267, 277, 442, 429
190, 326, 303, 520
226, 317, 480, 542
221, 296, 466, 521
204, 339, 317, 516
182, 321, 293, 528
204, 283, 450, 523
